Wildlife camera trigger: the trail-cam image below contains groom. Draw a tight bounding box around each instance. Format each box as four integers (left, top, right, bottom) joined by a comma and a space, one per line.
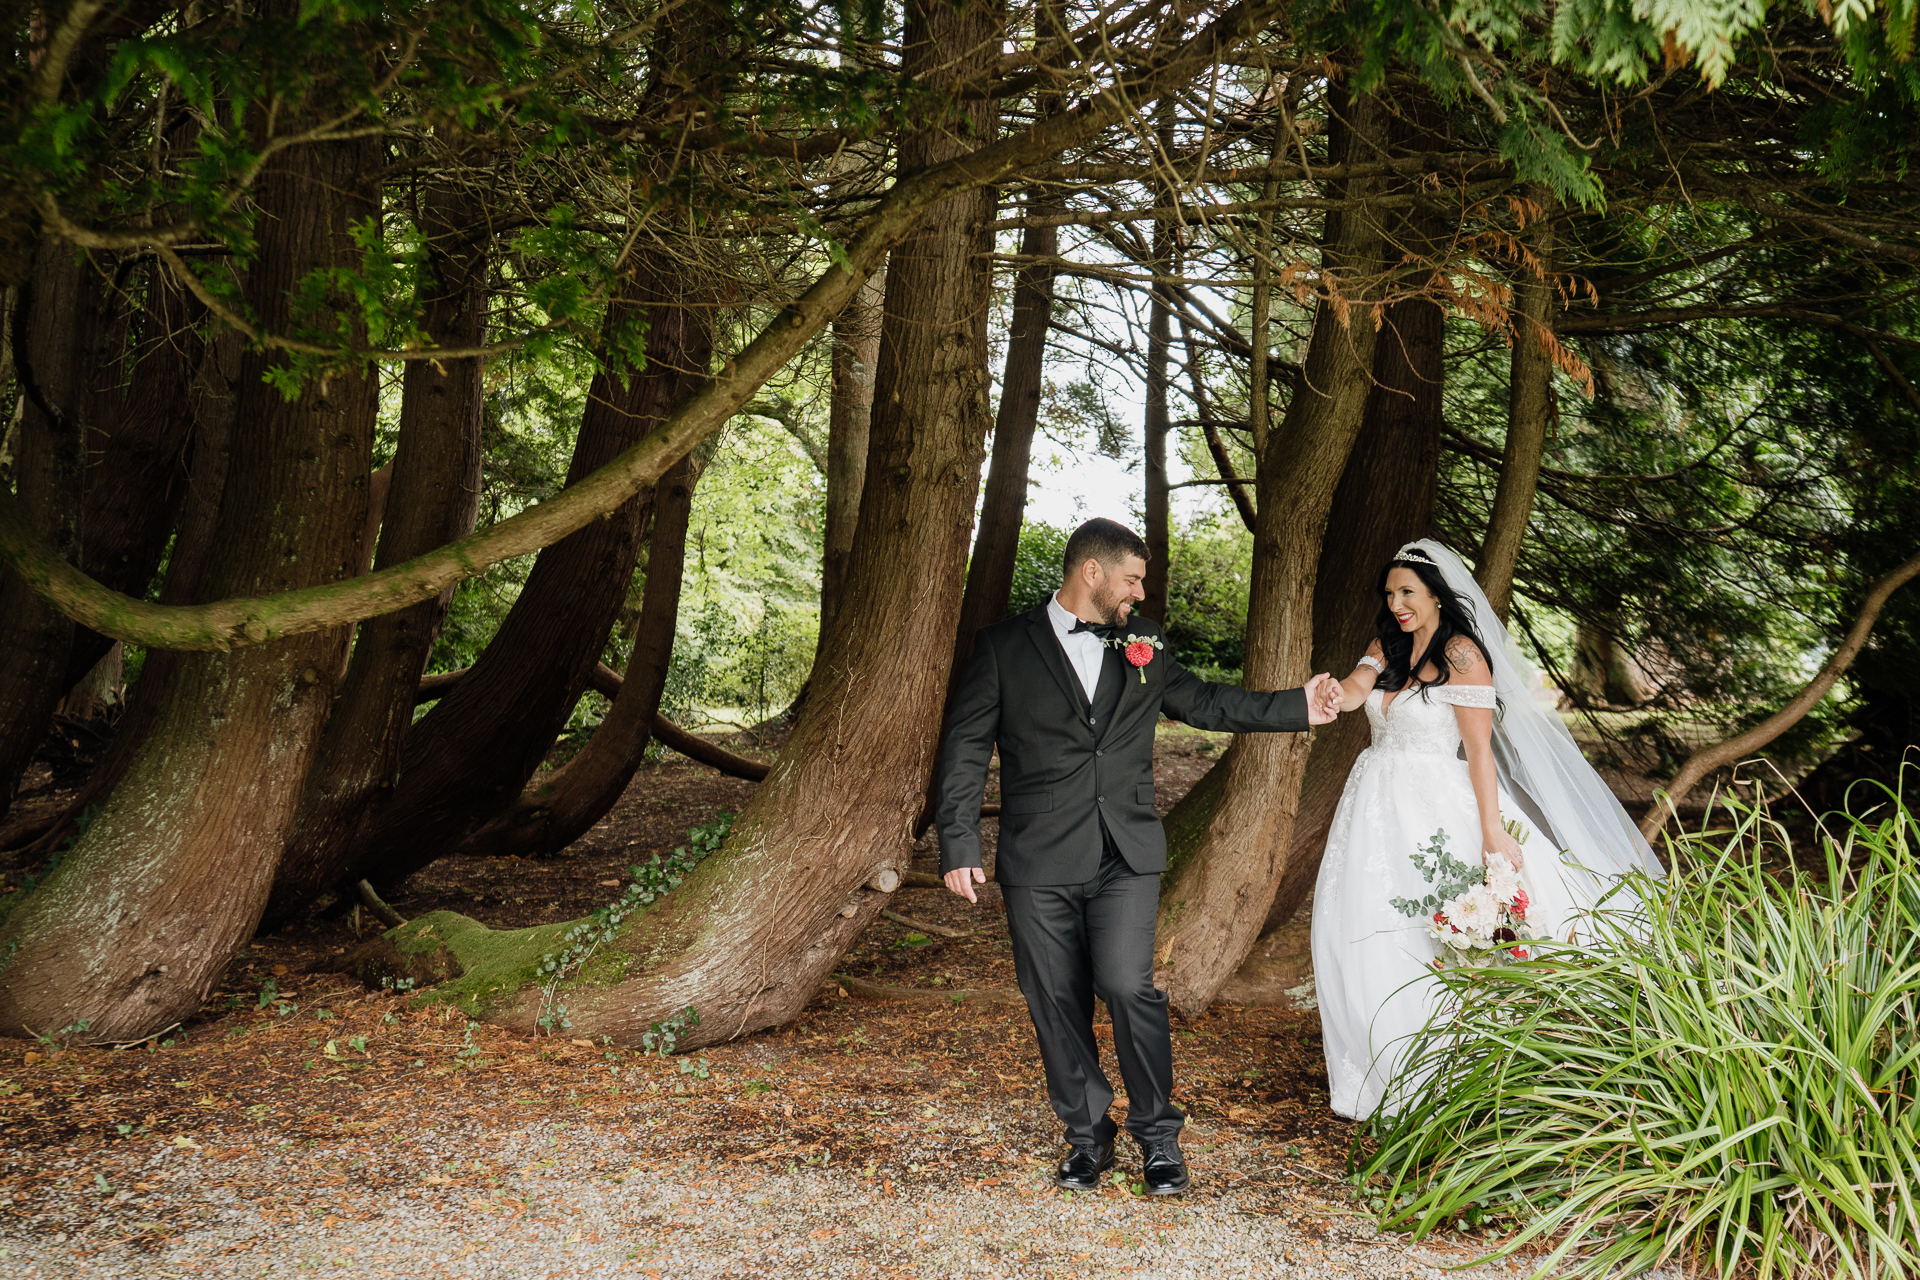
936, 518, 1340, 1194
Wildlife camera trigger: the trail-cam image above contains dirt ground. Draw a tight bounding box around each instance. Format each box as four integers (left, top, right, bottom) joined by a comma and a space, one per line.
0, 720, 1674, 1276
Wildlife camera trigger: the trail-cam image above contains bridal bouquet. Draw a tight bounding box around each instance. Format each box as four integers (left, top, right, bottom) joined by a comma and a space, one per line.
1390, 822, 1539, 969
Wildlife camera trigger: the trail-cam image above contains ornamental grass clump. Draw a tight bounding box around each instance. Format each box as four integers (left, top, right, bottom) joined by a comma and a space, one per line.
1360, 789, 1920, 1279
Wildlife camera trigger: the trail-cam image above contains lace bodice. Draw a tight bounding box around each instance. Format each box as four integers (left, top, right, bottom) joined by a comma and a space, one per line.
1363, 682, 1495, 755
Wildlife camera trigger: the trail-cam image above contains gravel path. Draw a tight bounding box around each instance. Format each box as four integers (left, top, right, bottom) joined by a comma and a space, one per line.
0, 1109, 1541, 1279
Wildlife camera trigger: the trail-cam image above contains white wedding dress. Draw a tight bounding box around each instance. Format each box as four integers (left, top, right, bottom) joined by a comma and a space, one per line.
1307, 540, 1665, 1122
1309, 678, 1577, 1121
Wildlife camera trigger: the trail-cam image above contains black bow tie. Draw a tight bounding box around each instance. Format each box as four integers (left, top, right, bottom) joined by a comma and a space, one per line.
1068, 619, 1119, 640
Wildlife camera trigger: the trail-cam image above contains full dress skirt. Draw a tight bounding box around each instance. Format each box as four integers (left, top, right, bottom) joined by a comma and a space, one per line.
1309, 684, 1581, 1120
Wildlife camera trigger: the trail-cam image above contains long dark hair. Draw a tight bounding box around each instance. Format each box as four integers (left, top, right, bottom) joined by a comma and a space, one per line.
1372, 556, 1497, 705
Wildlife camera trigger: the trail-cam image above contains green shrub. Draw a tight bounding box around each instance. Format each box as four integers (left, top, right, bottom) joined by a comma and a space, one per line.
1360, 785, 1920, 1279
1162, 515, 1250, 679
1007, 522, 1070, 616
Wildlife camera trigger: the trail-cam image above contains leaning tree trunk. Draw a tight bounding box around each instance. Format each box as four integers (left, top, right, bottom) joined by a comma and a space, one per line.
0, 114, 380, 1042
15, 324, 243, 862
447, 449, 705, 860
951, 197, 1059, 676
1140, 201, 1176, 625
1257, 92, 1449, 934
1153, 88, 1392, 1019
351, 0, 1003, 1049
1477, 185, 1557, 622
336, 250, 710, 896
1253, 291, 1445, 933
820, 265, 884, 644
263, 179, 489, 926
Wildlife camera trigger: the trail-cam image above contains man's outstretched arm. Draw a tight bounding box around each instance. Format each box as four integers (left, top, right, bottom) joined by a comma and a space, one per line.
935, 638, 1000, 903
1159, 654, 1340, 732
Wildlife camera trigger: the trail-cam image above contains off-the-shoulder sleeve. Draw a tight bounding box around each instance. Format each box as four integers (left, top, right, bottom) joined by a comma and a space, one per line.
1357, 654, 1384, 673
1434, 683, 1496, 709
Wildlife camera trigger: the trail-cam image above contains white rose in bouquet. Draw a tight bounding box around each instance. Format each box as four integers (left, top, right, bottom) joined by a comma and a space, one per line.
1444, 883, 1503, 943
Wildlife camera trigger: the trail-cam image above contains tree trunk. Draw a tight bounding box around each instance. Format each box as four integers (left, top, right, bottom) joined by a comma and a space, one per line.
342, 249, 710, 894
1570, 622, 1651, 707
263, 179, 490, 925
448, 449, 704, 860
1154, 88, 1392, 1019
0, 240, 98, 809
952, 197, 1058, 676
15, 323, 244, 862
56, 261, 207, 693
1477, 189, 1556, 622
1141, 213, 1176, 625
0, 111, 380, 1041
1256, 293, 1445, 932
820, 266, 883, 644
359, 0, 1004, 1050
1258, 93, 1449, 934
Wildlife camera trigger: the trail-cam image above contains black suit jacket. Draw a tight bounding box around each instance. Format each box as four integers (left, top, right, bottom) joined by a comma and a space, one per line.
936, 605, 1311, 886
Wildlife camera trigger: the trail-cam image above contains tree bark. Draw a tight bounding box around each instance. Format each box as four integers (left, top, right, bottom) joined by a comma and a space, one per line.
1477, 189, 1557, 622
263, 179, 490, 925
1141, 208, 1176, 625
415, 661, 774, 783
343, 249, 709, 894
1256, 291, 1445, 932
447, 449, 705, 860
1154, 87, 1392, 1018
55, 261, 207, 694
0, 107, 380, 1041
820, 267, 883, 644
952, 196, 1059, 676
358, 0, 1005, 1050
15, 322, 244, 862
0, 240, 98, 809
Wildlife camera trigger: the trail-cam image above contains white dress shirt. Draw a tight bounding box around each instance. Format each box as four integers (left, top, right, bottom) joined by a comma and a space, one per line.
1047, 592, 1108, 703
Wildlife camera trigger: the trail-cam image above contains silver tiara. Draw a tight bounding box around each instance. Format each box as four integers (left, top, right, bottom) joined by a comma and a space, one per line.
1395, 546, 1438, 566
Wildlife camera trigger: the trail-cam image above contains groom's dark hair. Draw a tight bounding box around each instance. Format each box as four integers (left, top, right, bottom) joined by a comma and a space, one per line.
1062, 518, 1150, 581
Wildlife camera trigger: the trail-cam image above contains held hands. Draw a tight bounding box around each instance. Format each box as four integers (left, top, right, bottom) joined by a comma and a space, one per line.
944, 866, 986, 903
1483, 826, 1526, 873
1303, 673, 1342, 726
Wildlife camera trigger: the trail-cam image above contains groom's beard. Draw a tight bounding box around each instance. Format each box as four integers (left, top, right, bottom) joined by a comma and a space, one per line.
1093, 583, 1131, 626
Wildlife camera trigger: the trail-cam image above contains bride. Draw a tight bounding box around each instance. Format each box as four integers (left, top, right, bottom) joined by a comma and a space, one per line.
1310, 540, 1663, 1120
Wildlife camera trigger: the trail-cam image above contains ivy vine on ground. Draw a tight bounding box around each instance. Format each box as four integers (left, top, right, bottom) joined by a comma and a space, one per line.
535, 811, 735, 1034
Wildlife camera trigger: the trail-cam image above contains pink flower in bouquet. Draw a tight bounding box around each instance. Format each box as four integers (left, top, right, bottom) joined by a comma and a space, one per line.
1513, 887, 1529, 913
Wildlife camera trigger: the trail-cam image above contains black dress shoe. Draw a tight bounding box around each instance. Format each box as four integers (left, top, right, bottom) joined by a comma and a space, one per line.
1138, 1138, 1191, 1195
1054, 1140, 1116, 1190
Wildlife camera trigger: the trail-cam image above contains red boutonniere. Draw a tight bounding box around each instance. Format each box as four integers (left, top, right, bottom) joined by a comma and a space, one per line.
1112, 633, 1165, 683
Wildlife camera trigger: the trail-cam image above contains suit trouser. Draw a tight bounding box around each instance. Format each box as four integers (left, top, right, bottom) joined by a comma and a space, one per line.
1000, 844, 1184, 1148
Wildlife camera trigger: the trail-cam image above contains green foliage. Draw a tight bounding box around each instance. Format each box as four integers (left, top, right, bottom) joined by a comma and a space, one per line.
1360, 787, 1920, 1278
662, 417, 823, 726
1006, 523, 1070, 616
642, 1007, 702, 1057
1161, 517, 1252, 680
1387, 830, 1484, 918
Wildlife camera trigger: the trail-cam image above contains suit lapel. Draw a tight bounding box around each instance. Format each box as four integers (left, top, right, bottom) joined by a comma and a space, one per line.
1025, 610, 1092, 715
1091, 642, 1126, 743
